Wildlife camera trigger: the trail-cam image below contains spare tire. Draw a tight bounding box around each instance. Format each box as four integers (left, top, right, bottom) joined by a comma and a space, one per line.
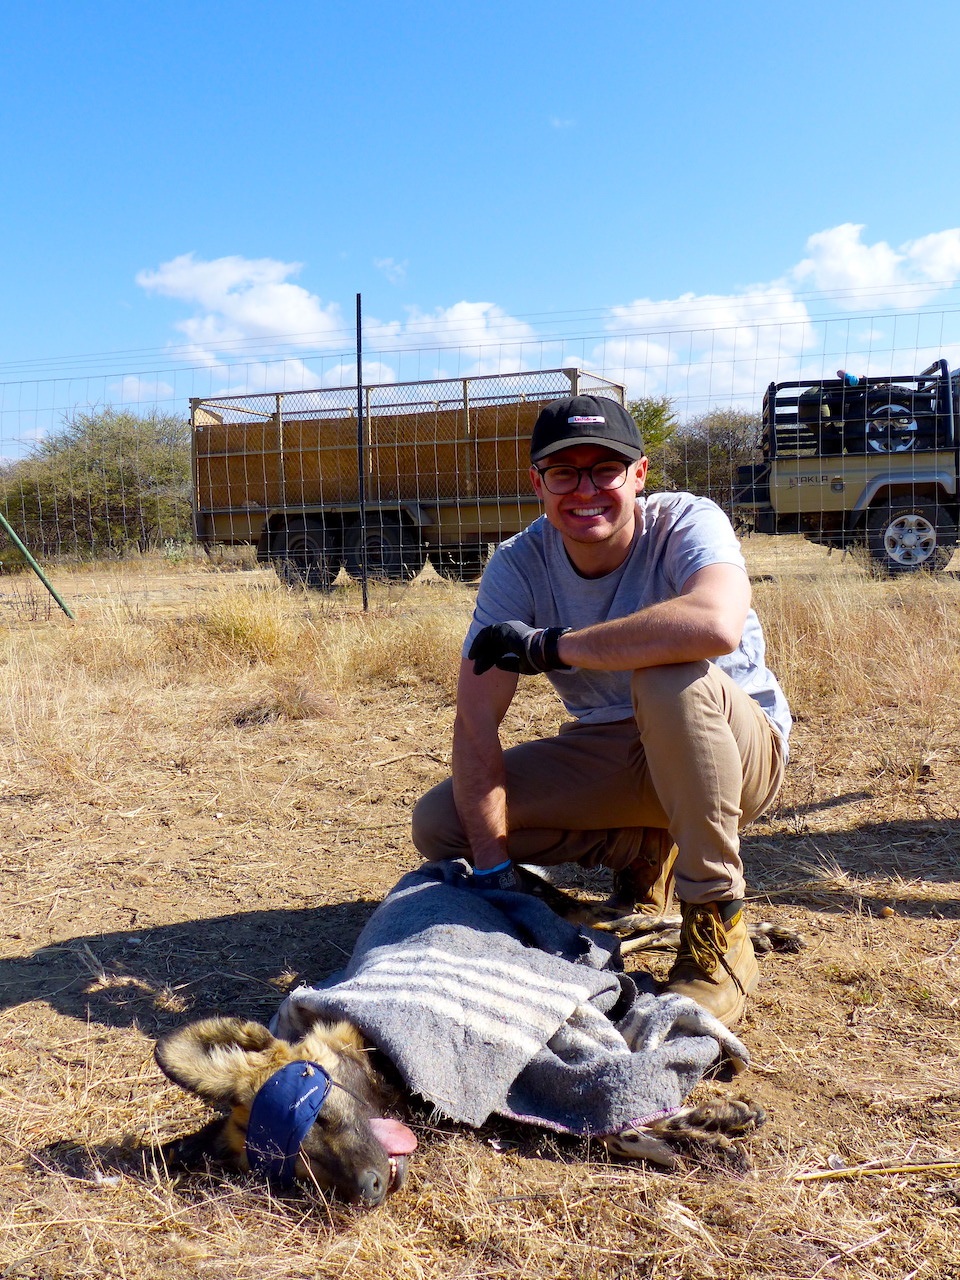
863, 387, 921, 453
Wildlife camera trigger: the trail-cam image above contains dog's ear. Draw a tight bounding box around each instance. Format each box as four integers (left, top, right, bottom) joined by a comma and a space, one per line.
299, 1018, 367, 1062
155, 1017, 280, 1106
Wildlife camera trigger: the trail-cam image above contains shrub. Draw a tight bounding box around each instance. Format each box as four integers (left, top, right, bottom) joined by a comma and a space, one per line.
0, 407, 191, 556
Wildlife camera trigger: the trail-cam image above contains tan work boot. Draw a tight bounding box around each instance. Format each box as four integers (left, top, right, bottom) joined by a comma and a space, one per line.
665, 901, 759, 1028
607, 829, 678, 917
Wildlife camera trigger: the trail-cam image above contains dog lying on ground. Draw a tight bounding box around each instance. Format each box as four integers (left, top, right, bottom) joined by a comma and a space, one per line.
155, 1015, 417, 1207
155, 1013, 764, 1201
155, 867, 800, 1206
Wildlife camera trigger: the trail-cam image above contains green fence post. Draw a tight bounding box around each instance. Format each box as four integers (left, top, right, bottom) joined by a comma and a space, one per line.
0, 512, 75, 620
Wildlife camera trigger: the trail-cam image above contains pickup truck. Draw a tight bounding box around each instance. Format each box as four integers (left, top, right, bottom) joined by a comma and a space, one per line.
733, 358, 959, 573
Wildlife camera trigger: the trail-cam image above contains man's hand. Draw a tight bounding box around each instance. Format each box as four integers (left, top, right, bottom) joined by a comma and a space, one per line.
465, 859, 525, 893
468, 621, 571, 676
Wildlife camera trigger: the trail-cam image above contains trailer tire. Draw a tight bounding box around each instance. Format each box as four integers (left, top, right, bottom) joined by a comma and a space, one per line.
270, 521, 336, 591
866, 502, 957, 574
343, 516, 426, 581
255, 526, 271, 564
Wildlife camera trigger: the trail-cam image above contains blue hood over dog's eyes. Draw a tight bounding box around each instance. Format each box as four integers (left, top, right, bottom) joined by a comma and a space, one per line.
245, 1060, 333, 1186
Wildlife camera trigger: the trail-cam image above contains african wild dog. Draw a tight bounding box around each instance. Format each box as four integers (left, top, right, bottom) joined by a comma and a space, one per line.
154, 1015, 417, 1207
155, 872, 794, 1205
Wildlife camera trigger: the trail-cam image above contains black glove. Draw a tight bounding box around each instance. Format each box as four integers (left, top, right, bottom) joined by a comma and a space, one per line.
465, 859, 525, 893
468, 620, 572, 676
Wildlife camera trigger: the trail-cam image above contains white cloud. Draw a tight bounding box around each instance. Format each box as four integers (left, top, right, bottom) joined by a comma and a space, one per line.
113, 375, 175, 404
137, 228, 960, 408
388, 301, 537, 349
362, 301, 544, 379
318, 360, 398, 388
374, 257, 408, 285
136, 253, 346, 356
595, 286, 817, 409
136, 255, 545, 391
589, 226, 960, 407
791, 223, 960, 308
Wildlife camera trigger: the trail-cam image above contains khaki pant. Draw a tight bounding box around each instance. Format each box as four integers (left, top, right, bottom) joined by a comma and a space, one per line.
411, 661, 786, 903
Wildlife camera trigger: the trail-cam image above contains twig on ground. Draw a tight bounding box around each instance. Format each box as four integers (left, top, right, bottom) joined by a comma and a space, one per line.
795, 1159, 960, 1182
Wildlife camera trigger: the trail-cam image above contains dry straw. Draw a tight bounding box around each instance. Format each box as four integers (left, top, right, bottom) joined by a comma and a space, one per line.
0, 542, 958, 1278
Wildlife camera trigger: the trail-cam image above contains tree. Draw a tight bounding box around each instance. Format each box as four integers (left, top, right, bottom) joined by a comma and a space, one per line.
665, 408, 762, 513
628, 396, 679, 492
0, 408, 192, 556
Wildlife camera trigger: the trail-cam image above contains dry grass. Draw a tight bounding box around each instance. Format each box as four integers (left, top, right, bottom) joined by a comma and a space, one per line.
0, 540, 958, 1278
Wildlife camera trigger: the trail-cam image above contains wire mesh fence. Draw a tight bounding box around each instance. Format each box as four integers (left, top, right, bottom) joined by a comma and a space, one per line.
192, 368, 624, 587
1, 309, 958, 589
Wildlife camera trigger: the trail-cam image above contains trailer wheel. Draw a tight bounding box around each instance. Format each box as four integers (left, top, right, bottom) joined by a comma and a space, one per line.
866, 502, 957, 574
255, 526, 271, 563
270, 521, 336, 591
434, 544, 487, 581
343, 516, 426, 581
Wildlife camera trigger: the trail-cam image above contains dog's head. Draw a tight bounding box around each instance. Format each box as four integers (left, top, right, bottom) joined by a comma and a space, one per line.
155, 1016, 416, 1207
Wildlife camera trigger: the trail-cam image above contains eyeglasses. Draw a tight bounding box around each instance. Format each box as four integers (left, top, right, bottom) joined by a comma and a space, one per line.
534, 460, 630, 495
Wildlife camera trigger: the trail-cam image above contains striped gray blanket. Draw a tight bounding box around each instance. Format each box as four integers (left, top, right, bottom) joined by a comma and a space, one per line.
271, 860, 748, 1136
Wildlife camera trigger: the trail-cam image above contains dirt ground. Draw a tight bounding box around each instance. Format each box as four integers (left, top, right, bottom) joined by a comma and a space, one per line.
0, 541, 958, 1279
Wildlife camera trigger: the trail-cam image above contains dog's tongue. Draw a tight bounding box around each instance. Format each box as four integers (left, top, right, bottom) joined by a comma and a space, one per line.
370, 1117, 418, 1155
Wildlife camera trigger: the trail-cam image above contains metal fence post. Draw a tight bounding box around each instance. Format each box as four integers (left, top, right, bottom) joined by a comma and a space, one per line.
0, 512, 75, 619
356, 293, 368, 610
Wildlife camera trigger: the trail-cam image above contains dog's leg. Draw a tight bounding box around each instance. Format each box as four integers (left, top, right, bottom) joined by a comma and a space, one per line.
601, 1096, 765, 1168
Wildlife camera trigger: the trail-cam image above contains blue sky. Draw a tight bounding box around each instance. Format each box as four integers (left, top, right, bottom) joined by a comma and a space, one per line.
3, 0, 960, 443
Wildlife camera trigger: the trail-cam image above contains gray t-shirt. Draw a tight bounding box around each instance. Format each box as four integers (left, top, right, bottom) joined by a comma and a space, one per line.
463, 492, 791, 747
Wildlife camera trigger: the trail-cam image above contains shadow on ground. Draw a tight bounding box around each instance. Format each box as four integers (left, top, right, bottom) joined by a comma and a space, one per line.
0, 899, 380, 1036
2, 817, 957, 1037
744, 815, 960, 919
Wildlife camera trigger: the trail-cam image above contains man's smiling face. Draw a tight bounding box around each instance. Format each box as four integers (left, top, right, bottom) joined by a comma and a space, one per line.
530, 443, 648, 574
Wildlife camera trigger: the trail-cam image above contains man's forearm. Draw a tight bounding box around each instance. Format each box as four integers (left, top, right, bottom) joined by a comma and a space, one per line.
556, 598, 735, 671
556, 564, 750, 672
451, 716, 511, 870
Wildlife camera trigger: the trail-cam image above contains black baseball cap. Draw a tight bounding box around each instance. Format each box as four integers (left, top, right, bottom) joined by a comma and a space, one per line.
530, 395, 644, 463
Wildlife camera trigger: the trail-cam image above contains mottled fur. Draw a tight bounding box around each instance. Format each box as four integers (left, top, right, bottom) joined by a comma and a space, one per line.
155, 1015, 404, 1206
156, 870, 788, 1202
601, 1096, 766, 1168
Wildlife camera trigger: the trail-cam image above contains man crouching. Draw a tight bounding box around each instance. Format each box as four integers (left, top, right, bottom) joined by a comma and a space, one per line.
412, 393, 791, 1027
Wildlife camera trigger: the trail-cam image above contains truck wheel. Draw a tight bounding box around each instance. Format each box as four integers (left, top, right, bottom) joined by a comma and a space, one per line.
270, 521, 335, 591
434, 545, 487, 581
866, 502, 957, 574
343, 516, 426, 581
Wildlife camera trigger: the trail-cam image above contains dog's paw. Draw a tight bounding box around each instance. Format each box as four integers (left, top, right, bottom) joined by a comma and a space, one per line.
665, 1096, 766, 1140
748, 922, 807, 953
600, 1126, 678, 1169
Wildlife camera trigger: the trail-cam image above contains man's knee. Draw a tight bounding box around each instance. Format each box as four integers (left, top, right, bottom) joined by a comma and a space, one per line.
411, 780, 463, 862
631, 660, 713, 716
